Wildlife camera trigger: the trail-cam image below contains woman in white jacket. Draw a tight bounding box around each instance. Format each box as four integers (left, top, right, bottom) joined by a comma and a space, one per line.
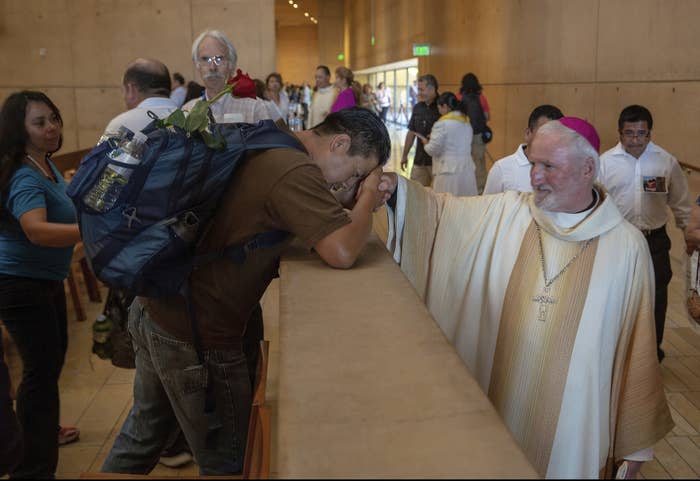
421, 92, 477, 196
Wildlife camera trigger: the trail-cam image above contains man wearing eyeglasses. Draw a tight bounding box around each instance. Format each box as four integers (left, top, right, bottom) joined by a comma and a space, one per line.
182, 30, 270, 123
598, 104, 691, 363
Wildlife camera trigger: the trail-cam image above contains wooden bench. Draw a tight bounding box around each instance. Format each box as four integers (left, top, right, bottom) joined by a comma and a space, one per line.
52, 147, 91, 174
65, 242, 102, 322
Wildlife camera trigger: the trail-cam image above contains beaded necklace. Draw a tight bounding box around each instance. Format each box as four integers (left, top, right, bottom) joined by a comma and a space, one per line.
25, 153, 55, 181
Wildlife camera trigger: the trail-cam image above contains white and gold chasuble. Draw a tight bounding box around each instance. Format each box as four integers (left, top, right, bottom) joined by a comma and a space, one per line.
386, 178, 673, 478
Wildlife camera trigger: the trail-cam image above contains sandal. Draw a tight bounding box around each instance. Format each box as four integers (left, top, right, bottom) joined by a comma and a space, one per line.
58, 426, 80, 446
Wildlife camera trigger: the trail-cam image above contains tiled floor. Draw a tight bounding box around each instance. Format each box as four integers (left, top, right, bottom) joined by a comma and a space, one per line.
3, 124, 700, 478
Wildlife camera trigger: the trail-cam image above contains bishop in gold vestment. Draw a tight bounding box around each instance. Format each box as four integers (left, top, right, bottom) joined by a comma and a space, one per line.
383, 118, 673, 478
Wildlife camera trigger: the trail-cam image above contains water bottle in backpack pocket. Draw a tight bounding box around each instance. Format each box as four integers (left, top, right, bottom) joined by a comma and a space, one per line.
83, 131, 148, 212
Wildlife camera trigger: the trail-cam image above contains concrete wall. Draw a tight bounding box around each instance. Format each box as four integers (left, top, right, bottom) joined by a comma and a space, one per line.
0, 0, 275, 152
317, 0, 345, 73
276, 25, 318, 85
273, 0, 344, 88
346, 0, 700, 168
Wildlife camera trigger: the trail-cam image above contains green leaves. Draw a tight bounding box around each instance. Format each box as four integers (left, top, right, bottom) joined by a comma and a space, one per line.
184, 100, 210, 132
200, 130, 226, 150
164, 109, 186, 129
159, 83, 236, 149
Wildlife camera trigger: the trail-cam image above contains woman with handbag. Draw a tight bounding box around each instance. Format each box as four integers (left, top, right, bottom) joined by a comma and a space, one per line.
460, 72, 490, 194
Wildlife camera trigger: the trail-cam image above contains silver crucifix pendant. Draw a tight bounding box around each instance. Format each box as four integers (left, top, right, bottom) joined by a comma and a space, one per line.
532, 286, 557, 322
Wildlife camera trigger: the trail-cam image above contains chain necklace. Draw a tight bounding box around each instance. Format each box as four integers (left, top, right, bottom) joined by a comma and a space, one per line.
531, 222, 593, 322
25, 154, 54, 180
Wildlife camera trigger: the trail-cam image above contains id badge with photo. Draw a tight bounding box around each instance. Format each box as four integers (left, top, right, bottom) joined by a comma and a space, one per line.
642, 175, 667, 193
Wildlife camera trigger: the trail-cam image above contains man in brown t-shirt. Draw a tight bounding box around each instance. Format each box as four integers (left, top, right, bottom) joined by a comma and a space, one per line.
102, 108, 392, 476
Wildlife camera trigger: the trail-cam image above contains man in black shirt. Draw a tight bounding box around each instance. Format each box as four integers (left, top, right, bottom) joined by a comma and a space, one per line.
400, 75, 440, 186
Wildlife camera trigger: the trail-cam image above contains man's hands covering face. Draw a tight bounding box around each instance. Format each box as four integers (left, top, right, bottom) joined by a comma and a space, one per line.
356, 169, 399, 212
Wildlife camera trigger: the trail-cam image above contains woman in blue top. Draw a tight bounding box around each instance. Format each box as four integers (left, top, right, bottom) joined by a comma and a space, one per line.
0, 91, 82, 478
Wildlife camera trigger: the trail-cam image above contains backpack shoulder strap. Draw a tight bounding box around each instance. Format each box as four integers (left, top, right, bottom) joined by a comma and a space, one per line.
239, 119, 307, 154
193, 230, 289, 269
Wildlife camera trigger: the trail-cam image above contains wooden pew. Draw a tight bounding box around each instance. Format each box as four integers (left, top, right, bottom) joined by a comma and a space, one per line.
272, 235, 538, 477
65, 241, 103, 322
52, 147, 91, 174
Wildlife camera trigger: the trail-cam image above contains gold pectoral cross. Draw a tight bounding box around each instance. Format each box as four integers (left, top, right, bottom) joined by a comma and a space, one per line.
532, 286, 557, 322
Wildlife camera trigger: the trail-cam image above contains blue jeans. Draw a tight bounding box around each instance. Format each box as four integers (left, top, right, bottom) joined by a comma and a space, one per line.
0, 275, 67, 479
102, 299, 251, 475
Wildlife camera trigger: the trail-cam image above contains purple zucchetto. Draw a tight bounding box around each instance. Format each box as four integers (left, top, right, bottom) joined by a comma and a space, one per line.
559, 116, 600, 153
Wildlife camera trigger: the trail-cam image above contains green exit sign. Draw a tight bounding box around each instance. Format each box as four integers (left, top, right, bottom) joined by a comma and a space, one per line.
412, 44, 431, 56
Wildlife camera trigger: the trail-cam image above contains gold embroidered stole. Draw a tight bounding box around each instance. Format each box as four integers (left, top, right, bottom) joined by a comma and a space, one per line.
601, 265, 674, 477
488, 222, 599, 476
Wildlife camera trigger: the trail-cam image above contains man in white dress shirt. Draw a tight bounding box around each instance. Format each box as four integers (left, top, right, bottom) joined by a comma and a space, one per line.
483, 104, 563, 195
182, 30, 269, 123
102, 58, 178, 139
598, 104, 691, 362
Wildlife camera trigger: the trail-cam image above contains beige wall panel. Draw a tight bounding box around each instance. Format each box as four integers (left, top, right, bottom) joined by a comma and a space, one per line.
597, 0, 700, 81
420, 7, 454, 84
318, 16, 344, 72
373, 0, 425, 60
317, 0, 344, 71
351, 0, 598, 85
347, 0, 426, 70
544, 84, 597, 121
191, 0, 275, 79
68, 0, 194, 88
425, 0, 489, 84
253, 0, 277, 77
75, 87, 124, 149
1, 0, 75, 87
594, 82, 700, 167
485, 0, 598, 84
425, 0, 597, 85
345, 0, 370, 68
276, 25, 319, 85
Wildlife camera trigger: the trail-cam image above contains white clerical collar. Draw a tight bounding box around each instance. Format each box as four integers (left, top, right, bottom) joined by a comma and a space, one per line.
529, 184, 621, 242
541, 189, 600, 229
